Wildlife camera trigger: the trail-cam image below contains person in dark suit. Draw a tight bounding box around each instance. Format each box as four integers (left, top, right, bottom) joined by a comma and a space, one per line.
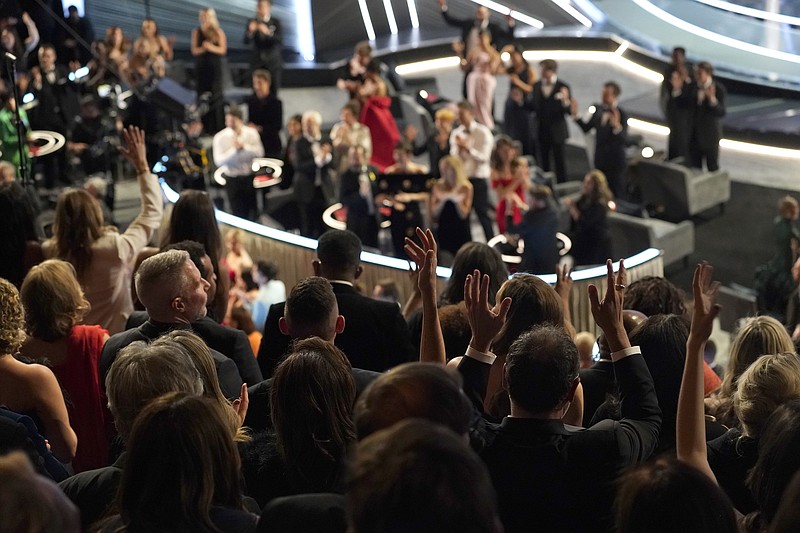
339, 145, 379, 248
257, 230, 415, 377
660, 47, 693, 162
100, 250, 261, 395
530, 59, 571, 184
244, 0, 282, 94
509, 185, 559, 275
689, 61, 726, 171
244, 276, 380, 432
438, 0, 514, 98
573, 81, 628, 198
458, 261, 661, 533
292, 111, 334, 237
246, 69, 283, 158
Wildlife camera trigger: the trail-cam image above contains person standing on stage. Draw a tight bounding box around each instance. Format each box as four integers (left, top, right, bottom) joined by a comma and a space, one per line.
502, 44, 537, 158
660, 46, 693, 162
572, 81, 628, 199
438, 0, 514, 98
245, 0, 282, 95
530, 59, 571, 184
689, 61, 726, 172
246, 69, 283, 158
465, 30, 501, 130
191, 8, 227, 135
213, 107, 264, 221
450, 100, 494, 242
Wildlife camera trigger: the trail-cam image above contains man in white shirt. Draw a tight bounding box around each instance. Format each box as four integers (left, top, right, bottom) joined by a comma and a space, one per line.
213, 106, 265, 220
450, 100, 494, 241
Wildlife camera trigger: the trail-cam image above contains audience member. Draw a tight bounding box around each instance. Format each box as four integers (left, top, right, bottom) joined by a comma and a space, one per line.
247, 69, 284, 157
61, 6, 94, 64
330, 100, 372, 175
258, 230, 414, 376
248, 260, 286, 331
509, 184, 559, 275
339, 145, 380, 248
490, 137, 524, 234
372, 279, 401, 305
660, 46, 693, 161
624, 275, 686, 316
689, 61, 726, 171
430, 155, 473, 262
225, 228, 255, 282
292, 110, 334, 237
756, 195, 799, 319
0, 278, 76, 464
192, 8, 228, 134
135, 18, 173, 63
381, 140, 429, 257
0, 181, 42, 288
228, 305, 263, 357
405, 107, 455, 178
574, 331, 596, 369
501, 44, 536, 157
245, 0, 283, 94
358, 60, 400, 171
530, 59, 571, 183
465, 30, 501, 129
44, 127, 162, 334
564, 169, 613, 266
19, 260, 111, 472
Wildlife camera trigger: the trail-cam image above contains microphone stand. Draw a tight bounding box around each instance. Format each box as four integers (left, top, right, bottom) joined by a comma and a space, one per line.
5, 52, 30, 188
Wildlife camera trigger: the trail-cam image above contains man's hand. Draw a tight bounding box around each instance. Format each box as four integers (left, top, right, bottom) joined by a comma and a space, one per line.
671, 70, 683, 91
688, 262, 720, 345
464, 269, 512, 353
119, 126, 149, 174
555, 264, 573, 304
610, 107, 622, 129
247, 20, 258, 33
404, 227, 438, 300
588, 259, 628, 351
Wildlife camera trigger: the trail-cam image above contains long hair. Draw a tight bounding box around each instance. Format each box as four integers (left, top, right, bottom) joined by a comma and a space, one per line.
20, 259, 89, 342
0, 182, 38, 287
270, 337, 356, 489
438, 155, 472, 192
490, 135, 515, 171
734, 352, 800, 438
439, 243, 507, 306
115, 393, 244, 533
161, 190, 222, 273
0, 277, 25, 354
52, 189, 106, 279
579, 169, 614, 207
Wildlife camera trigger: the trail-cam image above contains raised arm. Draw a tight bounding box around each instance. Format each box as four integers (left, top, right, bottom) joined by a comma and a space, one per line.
405, 228, 445, 364
677, 262, 720, 481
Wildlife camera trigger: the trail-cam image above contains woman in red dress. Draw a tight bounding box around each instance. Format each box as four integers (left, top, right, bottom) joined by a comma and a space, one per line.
20, 259, 112, 472
490, 136, 528, 234
358, 60, 400, 171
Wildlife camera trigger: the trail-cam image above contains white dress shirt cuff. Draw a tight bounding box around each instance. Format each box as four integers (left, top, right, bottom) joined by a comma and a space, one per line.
465, 345, 497, 365
610, 346, 641, 362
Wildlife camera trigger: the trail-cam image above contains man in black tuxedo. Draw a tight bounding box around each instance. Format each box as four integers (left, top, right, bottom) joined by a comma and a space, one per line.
257, 230, 416, 377
439, 0, 514, 98
28, 44, 79, 189
100, 250, 262, 396
530, 59, 572, 183
660, 47, 693, 161
246, 69, 283, 158
459, 264, 661, 533
689, 61, 726, 171
339, 145, 379, 248
245, 0, 283, 95
573, 81, 629, 198
245, 276, 380, 432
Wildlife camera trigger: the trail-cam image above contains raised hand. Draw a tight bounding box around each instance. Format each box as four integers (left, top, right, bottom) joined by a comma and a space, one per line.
404, 227, 438, 298
689, 262, 720, 345
464, 269, 512, 352
555, 264, 573, 304
119, 126, 149, 174
588, 259, 628, 351
231, 382, 249, 428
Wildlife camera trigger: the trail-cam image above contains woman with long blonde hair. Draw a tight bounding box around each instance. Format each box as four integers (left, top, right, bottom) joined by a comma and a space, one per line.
191, 8, 227, 134
430, 155, 473, 261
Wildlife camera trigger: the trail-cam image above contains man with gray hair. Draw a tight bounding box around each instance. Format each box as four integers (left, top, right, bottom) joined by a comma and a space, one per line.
100, 249, 261, 392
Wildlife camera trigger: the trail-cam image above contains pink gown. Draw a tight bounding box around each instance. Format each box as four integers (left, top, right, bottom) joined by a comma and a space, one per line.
467, 51, 497, 130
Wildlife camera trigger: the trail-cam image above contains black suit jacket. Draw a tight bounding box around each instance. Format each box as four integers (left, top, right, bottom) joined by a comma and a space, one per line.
339, 166, 378, 216
59, 453, 126, 530
440, 9, 514, 53
575, 104, 628, 173
579, 360, 616, 427
258, 493, 346, 533
292, 137, 334, 204
530, 80, 571, 144
100, 319, 254, 398
247, 94, 283, 158
690, 80, 727, 149
461, 354, 660, 533
29, 65, 80, 133
244, 17, 282, 72
245, 367, 380, 432
257, 283, 416, 377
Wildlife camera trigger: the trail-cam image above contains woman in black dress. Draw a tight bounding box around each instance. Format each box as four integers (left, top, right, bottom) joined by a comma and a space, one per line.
565, 169, 613, 266
429, 155, 473, 263
502, 44, 537, 157
191, 8, 227, 134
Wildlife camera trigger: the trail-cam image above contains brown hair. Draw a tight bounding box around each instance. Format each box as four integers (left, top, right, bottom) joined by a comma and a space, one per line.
0, 277, 25, 354
21, 260, 89, 342
52, 189, 106, 279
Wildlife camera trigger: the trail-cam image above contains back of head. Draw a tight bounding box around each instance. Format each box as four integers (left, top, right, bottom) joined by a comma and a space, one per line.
316, 230, 362, 279
505, 325, 579, 415
624, 276, 686, 317
441, 243, 507, 305
492, 274, 564, 355
105, 341, 204, 440
271, 337, 356, 479
629, 314, 690, 423
284, 276, 338, 340
347, 418, 499, 533
255, 260, 279, 281
615, 457, 737, 533
747, 400, 800, 529
161, 190, 222, 264
354, 362, 472, 439
0, 277, 25, 355
119, 393, 243, 532
722, 315, 794, 397
0, 452, 80, 533
162, 240, 209, 278
20, 260, 89, 342
734, 352, 800, 438
53, 189, 105, 278
0, 182, 38, 287
134, 249, 191, 314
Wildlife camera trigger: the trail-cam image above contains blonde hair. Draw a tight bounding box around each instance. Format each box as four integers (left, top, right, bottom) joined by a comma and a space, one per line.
201, 8, 220, 30
778, 195, 799, 219
438, 155, 472, 191
720, 316, 795, 398
0, 278, 25, 354
20, 260, 89, 342
734, 352, 800, 438
434, 108, 456, 123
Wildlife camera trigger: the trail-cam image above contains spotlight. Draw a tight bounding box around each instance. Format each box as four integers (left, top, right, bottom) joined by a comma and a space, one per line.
641, 146, 655, 158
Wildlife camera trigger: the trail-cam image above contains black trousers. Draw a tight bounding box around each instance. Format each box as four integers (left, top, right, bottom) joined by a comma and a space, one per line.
539, 133, 567, 183
689, 142, 720, 172
470, 177, 494, 242
226, 175, 257, 221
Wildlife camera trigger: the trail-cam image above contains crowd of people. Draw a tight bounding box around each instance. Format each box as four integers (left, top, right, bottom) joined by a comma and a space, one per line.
4, 2, 796, 532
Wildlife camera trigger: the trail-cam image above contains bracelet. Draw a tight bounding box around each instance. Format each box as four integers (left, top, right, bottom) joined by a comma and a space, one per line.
465, 344, 497, 365
610, 346, 641, 362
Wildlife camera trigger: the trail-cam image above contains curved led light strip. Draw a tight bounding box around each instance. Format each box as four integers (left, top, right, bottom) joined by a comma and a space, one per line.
29, 130, 66, 157
630, 0, 800, 64
470, 0, 544, 29
357, 0, 376, 41
695, 0, 800, 26
550, 0, 592, 28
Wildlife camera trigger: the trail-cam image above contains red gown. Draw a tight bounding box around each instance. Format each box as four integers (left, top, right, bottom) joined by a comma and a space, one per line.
360, 96, 400, 172
492, 177, 525, 234
52, 325, 112, 472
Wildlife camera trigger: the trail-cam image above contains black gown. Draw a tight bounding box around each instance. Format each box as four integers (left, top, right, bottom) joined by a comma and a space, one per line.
195, 28, 225, 134
437, 199, 472, 258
